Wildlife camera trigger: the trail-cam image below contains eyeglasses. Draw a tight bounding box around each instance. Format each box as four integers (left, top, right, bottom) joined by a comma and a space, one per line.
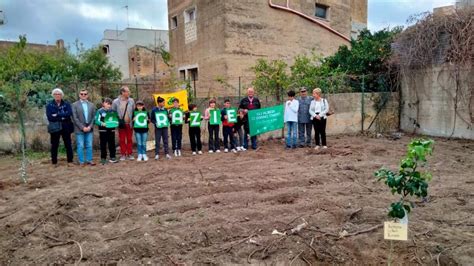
80, 93, 88, 96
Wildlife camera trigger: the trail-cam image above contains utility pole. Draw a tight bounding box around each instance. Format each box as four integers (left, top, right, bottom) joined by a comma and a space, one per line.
153, 30, 156, 91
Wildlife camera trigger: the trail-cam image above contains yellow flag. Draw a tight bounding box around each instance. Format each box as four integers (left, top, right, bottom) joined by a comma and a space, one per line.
153, 90, 189, 111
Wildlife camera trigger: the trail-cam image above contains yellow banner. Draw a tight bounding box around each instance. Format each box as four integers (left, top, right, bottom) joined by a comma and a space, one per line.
153, 90, 189, 111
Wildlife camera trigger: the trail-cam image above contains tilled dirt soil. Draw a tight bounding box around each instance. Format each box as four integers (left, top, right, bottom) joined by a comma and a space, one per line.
0, 134, 473, 265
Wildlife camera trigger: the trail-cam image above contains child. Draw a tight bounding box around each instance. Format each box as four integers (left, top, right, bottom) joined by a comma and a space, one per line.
233, 109, 246, 151
284, 90, 299, 149
150, 97, 171, 160
185, 104, 203, 155
132, 100, 149, 161
204, 99, 220, 153
95, 98, 118, 165
221, 99, 237, 153
169, 98, 183, 157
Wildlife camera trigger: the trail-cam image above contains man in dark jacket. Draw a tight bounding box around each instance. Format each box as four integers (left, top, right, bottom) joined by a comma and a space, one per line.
239, 87, 261, 150
297, 87, 313, 147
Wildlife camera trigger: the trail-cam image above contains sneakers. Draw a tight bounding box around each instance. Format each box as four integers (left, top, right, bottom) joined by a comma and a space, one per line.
128, 155, 135, 160
137, 154, 143, 161
322, 146, 328, 149
86, 161, 96, 166
236, 147, 242, 151
198, 151, 203, 155
177, 150, 182, 157
165, 154, 172, 160
109, 158, 118, 163
240, 146, 247, 151
231, 149, 237, 153
216, 150, 221, 153
155, 155, 159, 160
100, 159, 107, 165
143, 154, 149, 161
314, 146, 320, 150
119, 155, 126, 161
224, 148, 229, 153
173, 150, 178, 157
192, 151, 197, 156
209, 150, 214, 154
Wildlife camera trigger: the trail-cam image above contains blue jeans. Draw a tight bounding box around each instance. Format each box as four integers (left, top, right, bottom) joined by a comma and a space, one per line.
286, 121, 298, 147
243, 127, 257, 149
76, 132, 93, 164
135, 132, 148, 155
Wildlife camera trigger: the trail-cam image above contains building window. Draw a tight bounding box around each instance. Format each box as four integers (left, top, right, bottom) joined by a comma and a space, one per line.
315, 4, 328, 19
171, 16, 178, 29
102, 45, 109, 55
184, 7, 196, 23
179, 70, 186, 80
188, 68, 198, 81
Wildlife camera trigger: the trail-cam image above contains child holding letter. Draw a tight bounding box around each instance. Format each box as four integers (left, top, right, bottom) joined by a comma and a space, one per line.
150, 97, 171, 160
169, 98, 184, 157
95, 98, 118, 165
185, 104, 203, 155
133, 100, 149, 161
221, 99, 237, 153
204, 99, 220, 153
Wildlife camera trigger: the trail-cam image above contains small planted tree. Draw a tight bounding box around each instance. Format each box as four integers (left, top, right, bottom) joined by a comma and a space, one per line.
375, 139, 434, 219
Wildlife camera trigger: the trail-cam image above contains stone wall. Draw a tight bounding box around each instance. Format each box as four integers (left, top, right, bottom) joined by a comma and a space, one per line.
400, 66, 474, 139
168, 0, 367, 97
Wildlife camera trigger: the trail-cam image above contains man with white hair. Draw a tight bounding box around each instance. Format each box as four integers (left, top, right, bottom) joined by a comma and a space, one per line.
45, 88, 74, 166
239, 87, 261, 150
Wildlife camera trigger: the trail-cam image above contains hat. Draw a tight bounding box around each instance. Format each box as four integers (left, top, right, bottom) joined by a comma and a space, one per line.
136, 100, 145, 105
300, 87, 307, 92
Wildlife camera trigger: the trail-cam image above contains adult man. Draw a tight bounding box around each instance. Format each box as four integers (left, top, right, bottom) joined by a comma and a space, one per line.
112, 86, 135, 160
297, 87, 313, 147
239, 87, 261, 150
72, 89, 96, 166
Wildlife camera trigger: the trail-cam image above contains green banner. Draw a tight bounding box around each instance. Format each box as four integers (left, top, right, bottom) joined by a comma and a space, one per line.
248, 105, 284, 136
209, 109, 221, 125
105, 112, 119, 128
171, 109, 184, 125
226, 108, 238, 123
134, 111, 148, 128
189, 112, 201, 127
154, 111, 169, 128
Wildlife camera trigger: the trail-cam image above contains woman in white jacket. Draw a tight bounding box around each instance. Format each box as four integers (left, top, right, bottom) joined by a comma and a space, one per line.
309, 88, 329, 149
284, 90, 299, 148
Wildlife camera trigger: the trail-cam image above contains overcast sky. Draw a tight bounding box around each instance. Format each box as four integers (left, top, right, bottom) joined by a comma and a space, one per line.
0, 0, 454, 49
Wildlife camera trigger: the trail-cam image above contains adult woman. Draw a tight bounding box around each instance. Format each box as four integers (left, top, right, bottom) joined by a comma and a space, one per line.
309, 88, 329, 149
45, 88, 74, 166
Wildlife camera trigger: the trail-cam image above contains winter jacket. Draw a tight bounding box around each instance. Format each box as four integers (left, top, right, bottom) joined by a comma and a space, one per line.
45, 100, 74, 133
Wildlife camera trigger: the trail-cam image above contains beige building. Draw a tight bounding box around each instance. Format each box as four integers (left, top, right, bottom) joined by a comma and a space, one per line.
168, 0, 367, 97
100, 28, 169, 80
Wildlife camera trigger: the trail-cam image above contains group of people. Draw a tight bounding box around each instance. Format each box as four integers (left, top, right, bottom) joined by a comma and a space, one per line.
45, 86, 262, 166
284, 87, 329, 149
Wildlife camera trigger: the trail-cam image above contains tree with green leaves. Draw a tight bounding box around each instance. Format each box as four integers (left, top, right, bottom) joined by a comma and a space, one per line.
375, 139, 434, 219
251, 58, 290, 103
0, 35, 122, 181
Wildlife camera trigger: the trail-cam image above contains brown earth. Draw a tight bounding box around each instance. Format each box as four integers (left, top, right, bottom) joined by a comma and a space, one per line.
0, 135, 473, 265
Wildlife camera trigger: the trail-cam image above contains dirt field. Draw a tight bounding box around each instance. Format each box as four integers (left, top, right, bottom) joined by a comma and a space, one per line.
0, 134, 473, 265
